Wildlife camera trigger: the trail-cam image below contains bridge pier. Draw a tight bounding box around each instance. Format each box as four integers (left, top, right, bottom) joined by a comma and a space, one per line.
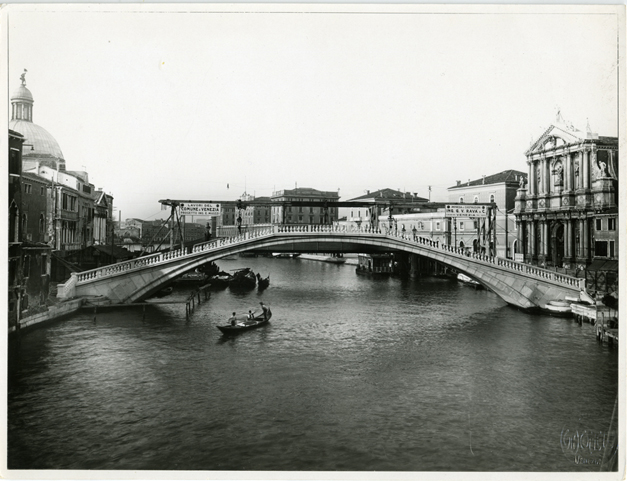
409, 254, 419, 279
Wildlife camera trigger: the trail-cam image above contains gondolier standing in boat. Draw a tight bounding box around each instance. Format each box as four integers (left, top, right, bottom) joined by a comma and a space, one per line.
260, 302, 269, 321
229, 312, 237, 326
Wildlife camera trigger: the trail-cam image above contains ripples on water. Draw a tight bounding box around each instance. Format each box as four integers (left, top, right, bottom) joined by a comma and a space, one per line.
8, 257, 618, 471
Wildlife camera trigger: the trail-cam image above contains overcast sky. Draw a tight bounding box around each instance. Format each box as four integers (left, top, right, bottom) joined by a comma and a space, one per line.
6, 4, 620, 221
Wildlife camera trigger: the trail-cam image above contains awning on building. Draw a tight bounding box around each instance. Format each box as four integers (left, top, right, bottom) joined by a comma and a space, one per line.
587, 259, 618, 272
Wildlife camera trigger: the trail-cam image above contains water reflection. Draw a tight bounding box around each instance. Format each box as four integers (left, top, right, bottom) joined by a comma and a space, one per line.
8, 256, 618, 471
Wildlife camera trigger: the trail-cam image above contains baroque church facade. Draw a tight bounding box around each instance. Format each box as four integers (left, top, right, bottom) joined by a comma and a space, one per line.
514, 115, 618, 292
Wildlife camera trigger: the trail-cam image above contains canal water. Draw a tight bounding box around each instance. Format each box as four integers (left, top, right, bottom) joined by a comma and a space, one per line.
8, 256, 619, 472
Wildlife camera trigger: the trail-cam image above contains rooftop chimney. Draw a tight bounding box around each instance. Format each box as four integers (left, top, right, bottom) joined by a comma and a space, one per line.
482, 175, 486, 185
456, 180, 461, 186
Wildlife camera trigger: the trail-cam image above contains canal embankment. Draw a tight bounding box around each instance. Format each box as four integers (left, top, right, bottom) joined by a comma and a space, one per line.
10, 298, 83, 335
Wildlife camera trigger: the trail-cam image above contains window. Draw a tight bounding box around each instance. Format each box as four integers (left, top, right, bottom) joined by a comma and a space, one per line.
436, 222, 441, 231
298, 215, 303, 222
23, 183, 32, 194
39, 214, 45, 233
40, 186, 45, 195
473, 220, 478, 229
41, 255, 48, 276
608, 218, 616, 231
459, 222, 465, 231
595, 241, 608, 257
22, 255, 30, 278
489, 194, 495, 203
609, 241, 615, 258
459, 197, 464, 203
473, 196, 479, 204
595, 219, 602, 231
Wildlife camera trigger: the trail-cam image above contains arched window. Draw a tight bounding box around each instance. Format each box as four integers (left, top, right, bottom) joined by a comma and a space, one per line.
39, 214, 45, 234
473, 196, 479, 204
22, 213, 27, 236
459, 197, 464, 203
9, 202, 19, 242
489, 194, 495, 204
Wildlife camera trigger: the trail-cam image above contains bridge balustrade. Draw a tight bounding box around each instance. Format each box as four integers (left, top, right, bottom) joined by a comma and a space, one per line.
70, 223, 584, 292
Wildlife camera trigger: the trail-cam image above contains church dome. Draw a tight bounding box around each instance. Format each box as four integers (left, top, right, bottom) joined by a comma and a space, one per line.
9, 119, 65, 160
10, 71, 65, 169
11, 84, 34, 103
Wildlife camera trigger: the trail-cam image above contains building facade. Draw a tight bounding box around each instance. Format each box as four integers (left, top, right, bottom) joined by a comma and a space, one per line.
342, 189, 428, 229
9, 71, 117, 280
8, 129, 52, 329
271, 188, 339, 225
447, 170, 524, 258
514, 117, 618, 290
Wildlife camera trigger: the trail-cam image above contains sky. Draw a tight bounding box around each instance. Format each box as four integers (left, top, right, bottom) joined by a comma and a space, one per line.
5, 4, 621, 221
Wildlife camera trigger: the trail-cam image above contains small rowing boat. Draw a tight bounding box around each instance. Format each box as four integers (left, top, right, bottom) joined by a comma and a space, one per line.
217, 309, 272, 335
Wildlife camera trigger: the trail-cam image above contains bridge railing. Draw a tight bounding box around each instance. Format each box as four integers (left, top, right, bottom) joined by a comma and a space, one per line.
73, 223, 584, 291
388, 229, 584, 289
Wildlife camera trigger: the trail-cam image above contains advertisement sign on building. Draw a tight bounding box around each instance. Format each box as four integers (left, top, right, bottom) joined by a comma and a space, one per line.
179, 202, 221, 216
445, 204, 487, 218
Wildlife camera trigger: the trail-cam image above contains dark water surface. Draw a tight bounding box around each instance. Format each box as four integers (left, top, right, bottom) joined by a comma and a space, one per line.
8, 257, 618, 471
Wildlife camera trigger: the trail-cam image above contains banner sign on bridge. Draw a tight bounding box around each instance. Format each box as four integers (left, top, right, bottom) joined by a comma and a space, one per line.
179, 202, 221, 216
445, 204, 488, 218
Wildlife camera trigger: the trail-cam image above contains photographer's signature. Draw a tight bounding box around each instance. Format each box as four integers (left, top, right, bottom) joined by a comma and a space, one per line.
560, 425, 617, 466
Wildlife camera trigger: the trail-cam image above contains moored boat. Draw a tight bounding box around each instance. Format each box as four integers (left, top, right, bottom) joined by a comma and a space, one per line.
355, 253, 393, 276
208, 274, 231, 289
217, 309, 272, 335
300, 253, 347, 264
543, 300, 573, 317
457, 273, 483, 290
256, 273, 270, 290
174, 270, 209, 285
228, 268, 257, 290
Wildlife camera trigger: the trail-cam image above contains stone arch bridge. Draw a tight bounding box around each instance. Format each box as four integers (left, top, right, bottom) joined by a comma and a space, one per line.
58, 225, 585, 309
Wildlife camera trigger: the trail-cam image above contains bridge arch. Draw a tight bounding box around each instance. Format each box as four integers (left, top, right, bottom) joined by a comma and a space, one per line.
61, 225, 585, 309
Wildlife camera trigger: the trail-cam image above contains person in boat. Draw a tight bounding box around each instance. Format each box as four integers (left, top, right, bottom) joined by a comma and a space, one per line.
247, 310, 255, 320
259, 302, 269, 320
229, 312, 237, 326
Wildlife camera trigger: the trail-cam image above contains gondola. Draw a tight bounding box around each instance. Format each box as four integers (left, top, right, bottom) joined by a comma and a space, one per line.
208, 274, 231, 289
228, 268, 256, 290
256, 273, 270, 290
217, 310, 272, 335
